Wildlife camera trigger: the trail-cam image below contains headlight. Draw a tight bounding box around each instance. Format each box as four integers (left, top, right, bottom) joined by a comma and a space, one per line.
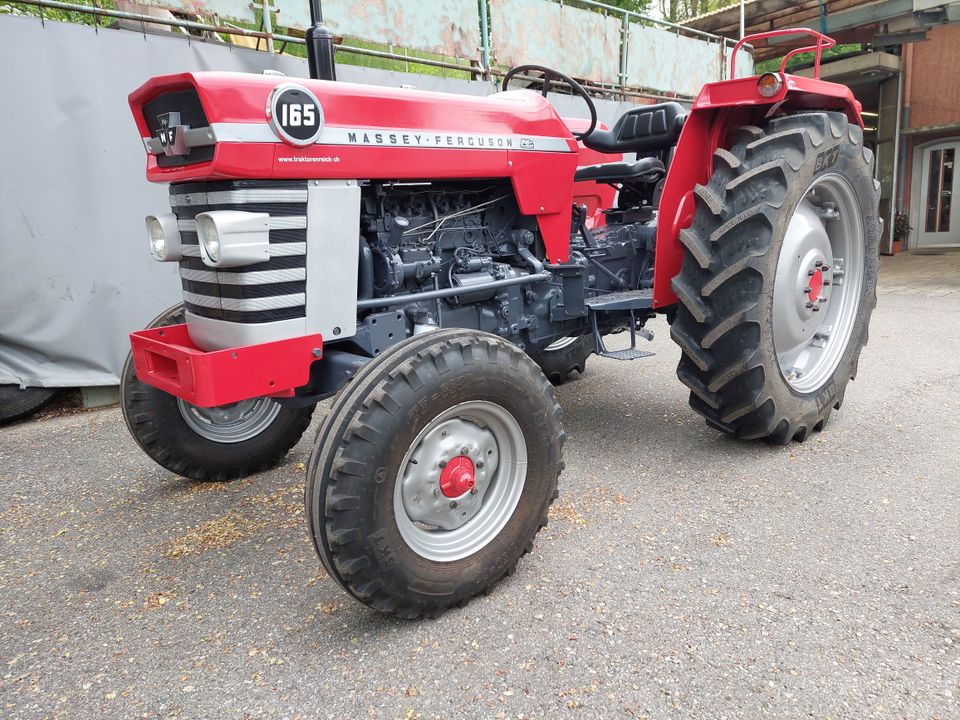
144, 214, 181, 262
196, 214, 221, 262
195, 211, 270, 268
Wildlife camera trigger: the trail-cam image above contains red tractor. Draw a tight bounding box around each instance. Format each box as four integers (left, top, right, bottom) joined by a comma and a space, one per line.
123, 26, 879, 617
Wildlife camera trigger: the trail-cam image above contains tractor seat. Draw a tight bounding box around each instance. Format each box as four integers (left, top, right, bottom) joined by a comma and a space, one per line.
574, 156, 665, 184
582, 101, 686, 155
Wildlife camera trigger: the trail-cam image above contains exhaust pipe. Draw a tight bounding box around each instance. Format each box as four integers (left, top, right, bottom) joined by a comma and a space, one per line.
306, 0, 337, 81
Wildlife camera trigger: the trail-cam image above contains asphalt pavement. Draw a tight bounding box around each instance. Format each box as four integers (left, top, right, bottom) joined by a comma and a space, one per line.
2, 252, 959, 719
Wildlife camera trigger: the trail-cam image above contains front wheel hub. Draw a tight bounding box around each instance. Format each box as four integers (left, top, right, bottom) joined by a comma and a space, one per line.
439, 456, 476, 497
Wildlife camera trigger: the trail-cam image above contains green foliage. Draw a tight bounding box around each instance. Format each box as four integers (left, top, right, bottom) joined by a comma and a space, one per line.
1, 0, 116, 25
657, 0, 736, 23
754, 43, 863, 73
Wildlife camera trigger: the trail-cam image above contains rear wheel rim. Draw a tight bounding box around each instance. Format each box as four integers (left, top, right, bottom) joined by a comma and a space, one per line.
177, 397, 281, 443
773, 173, 864, 394
394, 400, 527, 562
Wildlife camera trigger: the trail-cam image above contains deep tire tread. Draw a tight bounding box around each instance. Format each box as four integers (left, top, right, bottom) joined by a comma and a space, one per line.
305, 329, 564, 618
669, 112, 880, 444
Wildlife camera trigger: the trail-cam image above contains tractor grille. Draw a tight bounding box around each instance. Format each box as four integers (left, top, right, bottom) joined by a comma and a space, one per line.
170, 180, 308, 323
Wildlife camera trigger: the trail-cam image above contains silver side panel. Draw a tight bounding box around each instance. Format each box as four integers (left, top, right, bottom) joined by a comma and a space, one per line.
305, 179, 361, 340
186, 311, 307, 351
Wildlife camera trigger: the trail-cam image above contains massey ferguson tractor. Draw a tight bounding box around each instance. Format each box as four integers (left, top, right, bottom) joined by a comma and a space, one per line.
122, 22, 879, 617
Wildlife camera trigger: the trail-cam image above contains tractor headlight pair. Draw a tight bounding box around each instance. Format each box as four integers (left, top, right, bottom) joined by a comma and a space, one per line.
145, 211, 270, 268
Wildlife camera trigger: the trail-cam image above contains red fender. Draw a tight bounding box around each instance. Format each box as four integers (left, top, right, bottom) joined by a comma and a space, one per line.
653, 30, 864, 308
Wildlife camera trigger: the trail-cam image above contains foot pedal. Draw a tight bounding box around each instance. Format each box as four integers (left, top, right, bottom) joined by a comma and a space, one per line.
589, 307, 655, 361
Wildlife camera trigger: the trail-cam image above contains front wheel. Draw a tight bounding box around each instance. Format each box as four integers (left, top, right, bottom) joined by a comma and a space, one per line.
305, 329, 564, 618
121, 304, 314, 481
670, 112, 880, 443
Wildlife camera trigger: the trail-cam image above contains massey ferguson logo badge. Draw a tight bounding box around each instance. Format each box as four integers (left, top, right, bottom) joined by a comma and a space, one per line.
155, 112, 189, 156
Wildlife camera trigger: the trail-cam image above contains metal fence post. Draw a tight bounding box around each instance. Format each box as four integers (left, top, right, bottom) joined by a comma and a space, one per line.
479, 0, 492, 80
619, 12, 629, 99
260, 0, 274, 54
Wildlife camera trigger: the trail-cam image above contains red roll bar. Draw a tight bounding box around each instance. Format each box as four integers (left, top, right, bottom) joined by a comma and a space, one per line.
730, 28, 837, 79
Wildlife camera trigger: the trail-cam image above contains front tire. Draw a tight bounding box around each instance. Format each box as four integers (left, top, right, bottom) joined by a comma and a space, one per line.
305, 329, 564, 618
670, 112, 880, 443
121, 304, 314, 481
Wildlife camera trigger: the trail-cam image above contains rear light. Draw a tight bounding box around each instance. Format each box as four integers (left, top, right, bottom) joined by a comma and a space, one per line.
757, 72, 784, 98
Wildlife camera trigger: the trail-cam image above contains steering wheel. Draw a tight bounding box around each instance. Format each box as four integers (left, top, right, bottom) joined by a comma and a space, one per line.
501, 64, 598, 141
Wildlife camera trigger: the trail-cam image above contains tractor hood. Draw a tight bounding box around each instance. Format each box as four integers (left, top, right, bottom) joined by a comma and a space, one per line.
129, 72, 579, 184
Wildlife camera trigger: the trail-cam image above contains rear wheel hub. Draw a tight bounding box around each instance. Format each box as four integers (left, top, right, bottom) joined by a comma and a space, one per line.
773, 175, 864, 393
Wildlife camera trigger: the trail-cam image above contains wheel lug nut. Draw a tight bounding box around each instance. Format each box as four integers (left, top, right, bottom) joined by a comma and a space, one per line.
812, 306, 820, 312
476, 460, 484, 469
449, 501, 458, 509
808, 269, 816, 276
804, 286, 812, 293
470, 488, 478, 495
460, 447, 469, 455
815, 260, 823, 267
439, 460, 447, 468
805, 302, 815, 309
821, 265, 830, 271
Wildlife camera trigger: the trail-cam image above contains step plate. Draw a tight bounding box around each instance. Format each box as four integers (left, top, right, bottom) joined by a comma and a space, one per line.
600, 347, 655, 361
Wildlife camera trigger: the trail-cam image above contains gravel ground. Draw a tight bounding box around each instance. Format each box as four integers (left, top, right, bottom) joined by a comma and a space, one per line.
2, 260, 959, 720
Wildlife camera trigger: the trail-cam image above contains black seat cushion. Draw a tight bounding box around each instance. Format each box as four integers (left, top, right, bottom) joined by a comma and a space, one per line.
583, 101, 686, 155
574, 157, 665, 183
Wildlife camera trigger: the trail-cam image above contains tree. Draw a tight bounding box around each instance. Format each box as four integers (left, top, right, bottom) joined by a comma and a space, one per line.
604, 0, 655, 15
657, 0, 737, 24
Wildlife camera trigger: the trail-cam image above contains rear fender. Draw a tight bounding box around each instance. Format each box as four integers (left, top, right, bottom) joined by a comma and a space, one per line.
652, 74, 863, 309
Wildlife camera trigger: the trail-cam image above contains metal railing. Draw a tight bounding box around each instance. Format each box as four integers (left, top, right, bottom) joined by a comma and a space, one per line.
4, 0, 750, 100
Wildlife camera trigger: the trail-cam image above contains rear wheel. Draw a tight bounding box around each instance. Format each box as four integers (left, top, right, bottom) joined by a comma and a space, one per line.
670, 112, 880, 443
305, 329, 564, 618
527, 335, 593, 385
121, 304, 314, 481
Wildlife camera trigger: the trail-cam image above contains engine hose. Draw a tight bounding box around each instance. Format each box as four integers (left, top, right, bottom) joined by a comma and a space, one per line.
356, 271, 552, 310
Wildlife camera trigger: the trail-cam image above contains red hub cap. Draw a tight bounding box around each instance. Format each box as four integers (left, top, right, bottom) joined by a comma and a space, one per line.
439, 456, 475, 498
807, 268, 824, 303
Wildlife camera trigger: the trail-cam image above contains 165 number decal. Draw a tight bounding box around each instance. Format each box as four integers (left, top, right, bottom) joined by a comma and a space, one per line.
268, 84, 324, 147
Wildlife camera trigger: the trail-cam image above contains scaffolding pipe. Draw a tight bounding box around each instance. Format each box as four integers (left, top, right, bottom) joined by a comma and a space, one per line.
888, 62, 904, 252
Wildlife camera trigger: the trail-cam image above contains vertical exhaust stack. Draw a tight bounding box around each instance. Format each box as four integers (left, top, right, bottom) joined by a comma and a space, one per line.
306, 0, 337, 81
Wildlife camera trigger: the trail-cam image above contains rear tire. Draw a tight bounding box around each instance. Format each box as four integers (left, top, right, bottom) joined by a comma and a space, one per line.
305, 329, 564, 618
527, 335, 593, 385
121, 304, 314, 481
670, 112, 880, 443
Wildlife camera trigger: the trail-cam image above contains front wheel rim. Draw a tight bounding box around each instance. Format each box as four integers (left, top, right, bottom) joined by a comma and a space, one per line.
394, 400, 527, 562
177, 397, 281, 443
773, 173, 865, 394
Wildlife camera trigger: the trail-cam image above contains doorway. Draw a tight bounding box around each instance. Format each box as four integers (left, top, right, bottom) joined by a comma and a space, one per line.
916, 139, 959, 248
